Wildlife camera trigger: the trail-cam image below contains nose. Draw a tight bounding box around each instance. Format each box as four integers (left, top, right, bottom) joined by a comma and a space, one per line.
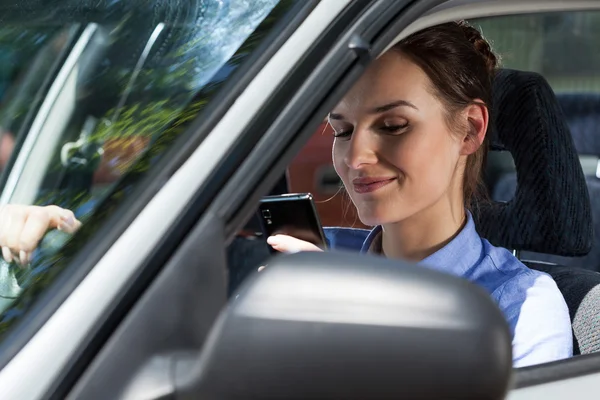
343, 127, 378, 170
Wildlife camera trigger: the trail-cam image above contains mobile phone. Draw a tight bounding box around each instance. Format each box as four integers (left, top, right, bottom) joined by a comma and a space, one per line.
257, 193, 327, 252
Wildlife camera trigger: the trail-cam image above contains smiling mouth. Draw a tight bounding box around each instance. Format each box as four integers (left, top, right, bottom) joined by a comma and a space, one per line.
352, 177, 397, 194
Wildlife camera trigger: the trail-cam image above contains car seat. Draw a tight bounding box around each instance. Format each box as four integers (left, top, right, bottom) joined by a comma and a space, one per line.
474, 69, 600, 355
558, 93, 600, 157
491, 92, 600, 272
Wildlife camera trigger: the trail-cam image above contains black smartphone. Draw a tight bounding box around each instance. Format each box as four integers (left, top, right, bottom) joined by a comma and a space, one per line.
257, 193, 327, 252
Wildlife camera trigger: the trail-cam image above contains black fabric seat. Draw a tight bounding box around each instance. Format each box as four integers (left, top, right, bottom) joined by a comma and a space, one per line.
492, 92, 600, 272
493, 174, 600, 271
525, 262, 600, 355
558, 93, 600, 156
473, 69, 600, 355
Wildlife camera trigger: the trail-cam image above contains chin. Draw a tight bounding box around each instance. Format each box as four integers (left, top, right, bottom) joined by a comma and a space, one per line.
357, 208, 394, 227
357, 202, 414, 227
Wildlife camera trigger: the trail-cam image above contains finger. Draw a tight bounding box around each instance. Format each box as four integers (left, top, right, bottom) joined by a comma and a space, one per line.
0, 205, 24, 247
0, 205, 9, 245
19, 250, 31, 267
43, 205, 80, 233
18, 207, 51, 253
58, 211, 81, 234
266, 234, 323, 253
4, 205, 27, 250
2, 246, 12, 263
61, 216, 82, 234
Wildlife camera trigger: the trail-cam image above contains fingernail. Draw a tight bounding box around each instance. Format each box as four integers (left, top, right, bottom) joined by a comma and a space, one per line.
59, 213, 76, 231
62, 215, 76, 227
19, 250, 29, 267
266, 236, 278, 245
2, 247, 12, 263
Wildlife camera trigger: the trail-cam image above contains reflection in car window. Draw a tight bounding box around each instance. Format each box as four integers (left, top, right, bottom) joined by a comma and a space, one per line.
0, 26, 77, 174
0, 0, 292, 337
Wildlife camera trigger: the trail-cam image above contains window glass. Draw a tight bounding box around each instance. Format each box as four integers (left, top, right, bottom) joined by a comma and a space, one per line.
0, 0, 293, 337
473, 12, 600, 92
0, 26, 77, 174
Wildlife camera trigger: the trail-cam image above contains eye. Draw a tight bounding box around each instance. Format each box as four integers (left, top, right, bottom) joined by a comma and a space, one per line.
330, 123, 353, 139
379, 122, 408, 134
332, 129, 353, 138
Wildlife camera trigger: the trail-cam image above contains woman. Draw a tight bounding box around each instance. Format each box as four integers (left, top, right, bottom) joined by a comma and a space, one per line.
0, 22, 571, 368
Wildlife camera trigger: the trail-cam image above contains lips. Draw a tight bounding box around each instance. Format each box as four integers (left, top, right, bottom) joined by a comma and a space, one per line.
352, 176, 397, 194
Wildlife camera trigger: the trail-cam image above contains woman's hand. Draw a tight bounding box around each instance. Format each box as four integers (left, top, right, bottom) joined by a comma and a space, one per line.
258, 234, 323, 272
0, 205, 81, 266
266, 234, 323, 253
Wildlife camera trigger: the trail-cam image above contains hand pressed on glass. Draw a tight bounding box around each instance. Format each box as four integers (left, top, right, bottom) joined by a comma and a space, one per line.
0, 205, 81, 266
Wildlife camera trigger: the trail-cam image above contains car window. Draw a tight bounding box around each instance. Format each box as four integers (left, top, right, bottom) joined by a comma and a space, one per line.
473, 12, 600, 92
0, 0, 293, 337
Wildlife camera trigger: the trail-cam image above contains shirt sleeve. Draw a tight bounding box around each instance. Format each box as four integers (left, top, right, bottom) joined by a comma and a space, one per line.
497, 271, 573, 368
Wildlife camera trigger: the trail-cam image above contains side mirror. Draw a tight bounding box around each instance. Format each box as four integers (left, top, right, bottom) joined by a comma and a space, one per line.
177, 251, 512, 399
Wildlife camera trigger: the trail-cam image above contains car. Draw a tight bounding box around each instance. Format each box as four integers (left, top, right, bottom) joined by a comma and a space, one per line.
0, 0, 599, 399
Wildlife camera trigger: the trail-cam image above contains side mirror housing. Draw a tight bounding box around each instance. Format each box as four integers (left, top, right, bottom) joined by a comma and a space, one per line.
179, 251, 512, 399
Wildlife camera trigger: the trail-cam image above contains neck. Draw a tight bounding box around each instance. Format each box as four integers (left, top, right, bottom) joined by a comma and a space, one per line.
381, 199, 467, 262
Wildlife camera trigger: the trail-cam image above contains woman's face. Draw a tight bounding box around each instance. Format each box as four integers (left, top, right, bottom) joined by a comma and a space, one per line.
331, 51, 472, 226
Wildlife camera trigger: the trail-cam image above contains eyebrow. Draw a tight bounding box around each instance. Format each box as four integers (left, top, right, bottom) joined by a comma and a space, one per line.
329, 99, 418, 120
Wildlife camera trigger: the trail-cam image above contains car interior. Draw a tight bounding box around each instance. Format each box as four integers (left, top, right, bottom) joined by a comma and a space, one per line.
227, 67, 600, 360
490, 93, 600, 272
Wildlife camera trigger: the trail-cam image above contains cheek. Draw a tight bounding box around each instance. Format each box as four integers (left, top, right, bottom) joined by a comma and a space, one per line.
392, 127, 461, 184
332, 140, 348, 182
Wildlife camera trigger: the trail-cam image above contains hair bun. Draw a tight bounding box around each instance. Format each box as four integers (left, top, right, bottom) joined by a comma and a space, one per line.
458, 21, 498, 76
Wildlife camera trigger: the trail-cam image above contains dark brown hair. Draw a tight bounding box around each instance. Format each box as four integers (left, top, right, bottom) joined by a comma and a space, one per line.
393, 21, 498, 207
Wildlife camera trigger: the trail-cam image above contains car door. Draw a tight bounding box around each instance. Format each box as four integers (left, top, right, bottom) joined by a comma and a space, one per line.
72, 0, 600, 397
168, 0, 600, 398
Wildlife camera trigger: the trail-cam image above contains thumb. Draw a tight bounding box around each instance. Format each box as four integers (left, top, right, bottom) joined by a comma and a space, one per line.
266, 234, 323, 254
44, 205, 82, 234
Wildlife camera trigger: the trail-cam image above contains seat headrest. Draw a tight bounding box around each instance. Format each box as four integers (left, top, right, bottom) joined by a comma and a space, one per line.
556, 93, 600, 156
473, 69, 593, 257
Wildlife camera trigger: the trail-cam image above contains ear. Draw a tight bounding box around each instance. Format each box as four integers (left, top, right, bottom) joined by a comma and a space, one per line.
459, 100, 489, 156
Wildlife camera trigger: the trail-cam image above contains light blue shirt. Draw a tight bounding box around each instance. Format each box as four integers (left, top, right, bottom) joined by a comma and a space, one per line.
324, 213, 573, 368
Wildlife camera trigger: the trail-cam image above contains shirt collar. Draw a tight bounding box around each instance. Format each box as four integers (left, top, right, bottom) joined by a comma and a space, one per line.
360, 211, 484, 277
360, 225, 382, 253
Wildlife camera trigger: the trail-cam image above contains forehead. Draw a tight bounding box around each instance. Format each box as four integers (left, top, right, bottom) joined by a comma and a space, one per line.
333, 51, 431, 113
